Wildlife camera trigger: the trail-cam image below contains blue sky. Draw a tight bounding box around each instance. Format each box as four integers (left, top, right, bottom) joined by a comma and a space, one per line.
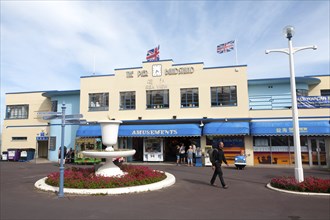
1, 0, 329, 128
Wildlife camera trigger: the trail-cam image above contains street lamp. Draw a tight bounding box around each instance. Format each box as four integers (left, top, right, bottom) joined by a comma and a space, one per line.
265, 25, 317, 183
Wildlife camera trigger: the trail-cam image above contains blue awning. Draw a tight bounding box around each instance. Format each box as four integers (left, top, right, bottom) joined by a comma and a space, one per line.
76, 124, 202, 137
76, 125, 101, 137
250, 120, 330, 136
119, 124, 201, 137
203, 122, 250, 136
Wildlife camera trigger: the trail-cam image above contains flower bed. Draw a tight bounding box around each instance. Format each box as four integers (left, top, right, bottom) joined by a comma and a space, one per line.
45, 165, 166, 189
270, 176, 330, 193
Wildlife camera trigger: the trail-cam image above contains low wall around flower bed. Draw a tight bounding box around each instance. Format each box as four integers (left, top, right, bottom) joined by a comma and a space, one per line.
35, 172, 175, 195
266, 183, 330, 196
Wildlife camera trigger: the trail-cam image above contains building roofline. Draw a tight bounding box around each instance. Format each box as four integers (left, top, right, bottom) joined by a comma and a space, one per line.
6, 90, 57, 95
80, 74, 115, 79
42, 90, 80, 98
248, 76, 321, 85
204, 64, 247, 70
304, 74, 330, 77
114, 66, 142, 71
142, 59, 173, 64
173, 62, 204, 66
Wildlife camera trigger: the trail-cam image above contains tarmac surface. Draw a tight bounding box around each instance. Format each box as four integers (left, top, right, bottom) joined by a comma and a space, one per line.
1, 161, 329, 220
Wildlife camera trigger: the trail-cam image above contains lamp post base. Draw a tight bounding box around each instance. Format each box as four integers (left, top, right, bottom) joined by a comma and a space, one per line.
294, 167, 304, 183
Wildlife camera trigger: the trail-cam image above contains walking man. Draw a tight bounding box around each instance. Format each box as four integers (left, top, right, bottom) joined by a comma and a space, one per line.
210, 141, 229, 189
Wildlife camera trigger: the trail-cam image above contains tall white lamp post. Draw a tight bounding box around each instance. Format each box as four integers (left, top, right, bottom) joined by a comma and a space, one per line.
265, 25, 317, 182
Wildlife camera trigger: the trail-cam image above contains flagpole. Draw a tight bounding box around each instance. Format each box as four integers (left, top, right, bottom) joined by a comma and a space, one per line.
235, 39, 238, 65
93, 55, 96, 75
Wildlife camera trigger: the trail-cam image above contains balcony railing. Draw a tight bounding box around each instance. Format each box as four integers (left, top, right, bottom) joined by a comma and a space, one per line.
249, 94, 292, 110
249, 95, 330, 110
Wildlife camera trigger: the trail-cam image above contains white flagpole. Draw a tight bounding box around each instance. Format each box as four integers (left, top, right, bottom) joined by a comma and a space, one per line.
235, 39, 238, 65
93, 55, 96, 75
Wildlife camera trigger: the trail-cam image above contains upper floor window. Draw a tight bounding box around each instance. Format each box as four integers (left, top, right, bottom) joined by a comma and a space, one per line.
211, 86, 237, 107
321, 89, 330, 96
6, 105, 29, 119
12, 137, 27, 141
120, 91, 136, 110
51, 100, 58, 112
146, 90, 169, 109
89, 93, 109, 111
181, 88, 199, 108
296, 89, 308, 96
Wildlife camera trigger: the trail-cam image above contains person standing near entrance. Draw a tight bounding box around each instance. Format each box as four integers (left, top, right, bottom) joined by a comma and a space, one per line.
210, 141, 229, 189
187, 145, 194, 166
58, 146, 67, 165
179, 143, 186, 164
176, 145, 181, 166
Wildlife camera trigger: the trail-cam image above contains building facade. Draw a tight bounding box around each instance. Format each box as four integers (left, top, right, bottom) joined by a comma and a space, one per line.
248, 75, 330, 167
2, 60, 329, 168
2, 90, 80, 162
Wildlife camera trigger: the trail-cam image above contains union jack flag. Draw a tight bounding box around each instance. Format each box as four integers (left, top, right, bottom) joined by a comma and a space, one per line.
146, 45, 160, 61
217, 40, 235, 54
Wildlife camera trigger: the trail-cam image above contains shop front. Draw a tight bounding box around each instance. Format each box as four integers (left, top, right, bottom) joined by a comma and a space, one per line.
251, 120, 330, 167
118, 124, 202, 162
203, 122, 250, 164
76, 123, 202, 162
75, 125, 103, 163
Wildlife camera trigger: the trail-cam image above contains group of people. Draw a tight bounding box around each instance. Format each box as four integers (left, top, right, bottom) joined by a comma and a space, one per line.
176, 143, 201, 166
58, 146, 75, 164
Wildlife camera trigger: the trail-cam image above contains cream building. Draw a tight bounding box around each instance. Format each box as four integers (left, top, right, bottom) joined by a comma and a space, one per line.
2, 60, 329, 168
2, 91, 51, 159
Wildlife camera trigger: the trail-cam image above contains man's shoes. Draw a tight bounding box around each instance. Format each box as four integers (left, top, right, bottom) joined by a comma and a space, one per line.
210, 182, 217, 187
223, 185, 229, 189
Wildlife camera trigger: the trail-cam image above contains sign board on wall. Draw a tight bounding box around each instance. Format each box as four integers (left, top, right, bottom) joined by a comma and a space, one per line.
297, 96, 330, 108
49, 136, 56, 151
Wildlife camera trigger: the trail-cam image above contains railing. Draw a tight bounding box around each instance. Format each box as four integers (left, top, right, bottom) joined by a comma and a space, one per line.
249, 94, 292, 110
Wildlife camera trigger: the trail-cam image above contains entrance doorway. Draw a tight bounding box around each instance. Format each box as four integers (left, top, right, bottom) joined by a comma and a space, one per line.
308, 138, 326, 166
37, 140, 48, 158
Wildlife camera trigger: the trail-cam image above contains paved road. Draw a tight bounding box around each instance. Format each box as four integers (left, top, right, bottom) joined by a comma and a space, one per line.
1, 161, 329, 220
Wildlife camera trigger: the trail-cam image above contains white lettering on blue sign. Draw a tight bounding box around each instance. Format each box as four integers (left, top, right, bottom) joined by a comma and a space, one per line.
275, 127, 308, 133
131, 129, 178, 135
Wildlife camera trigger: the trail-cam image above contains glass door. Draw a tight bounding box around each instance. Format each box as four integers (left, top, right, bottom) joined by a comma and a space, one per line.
309, 138, 327, 166
143, 138, 164, 162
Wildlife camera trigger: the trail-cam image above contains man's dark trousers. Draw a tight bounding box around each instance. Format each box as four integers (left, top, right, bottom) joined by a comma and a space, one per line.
210, 162, 226, 187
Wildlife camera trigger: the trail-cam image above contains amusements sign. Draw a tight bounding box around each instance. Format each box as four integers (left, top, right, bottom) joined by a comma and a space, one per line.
297, 96, 330, 108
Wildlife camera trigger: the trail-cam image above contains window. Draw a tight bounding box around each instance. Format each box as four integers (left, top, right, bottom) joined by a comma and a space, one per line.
146, 90, 169, 109
321, 89, 330, 96
89, 93, 109, 111
12, 137, 27, 141
181, 88, 199, 108
211, 86, 237, 106
6, 105, 29, 119
296, 89, 308, 96
253, 137, 269, 146
51, 100, 58, 112
120, 91, 136, 110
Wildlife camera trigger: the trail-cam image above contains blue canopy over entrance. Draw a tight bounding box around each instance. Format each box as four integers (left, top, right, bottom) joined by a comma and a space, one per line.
203, 122, 250, 136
